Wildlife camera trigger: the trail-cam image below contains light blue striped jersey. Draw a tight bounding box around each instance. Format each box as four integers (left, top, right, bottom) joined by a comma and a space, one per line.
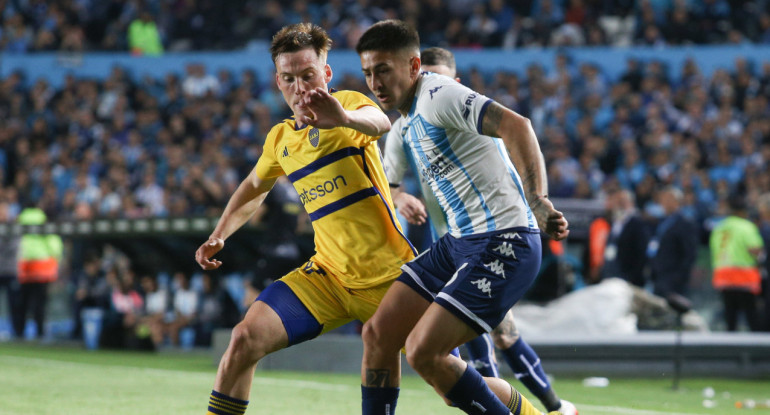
383, 73, 536, 238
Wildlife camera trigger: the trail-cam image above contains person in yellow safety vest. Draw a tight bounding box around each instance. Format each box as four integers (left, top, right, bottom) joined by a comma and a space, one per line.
15, 207, 63, 339
710, 197, 764, 332
128, 10, 164, 56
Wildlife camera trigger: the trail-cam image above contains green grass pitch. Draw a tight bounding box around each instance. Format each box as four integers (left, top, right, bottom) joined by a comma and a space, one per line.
0, 342, 768, 414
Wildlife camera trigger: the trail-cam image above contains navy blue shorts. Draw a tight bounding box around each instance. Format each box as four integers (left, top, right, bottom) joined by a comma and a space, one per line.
398, 228, 541, 334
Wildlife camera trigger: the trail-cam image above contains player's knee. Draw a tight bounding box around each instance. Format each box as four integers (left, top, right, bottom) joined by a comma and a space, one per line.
362, 318, 399, 353
404, 336, 437, 374
228, 322, 267, 364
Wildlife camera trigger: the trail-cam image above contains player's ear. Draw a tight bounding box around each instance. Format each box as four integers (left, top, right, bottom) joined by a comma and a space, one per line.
410, 56, 421, 77
324, 64, 333, 84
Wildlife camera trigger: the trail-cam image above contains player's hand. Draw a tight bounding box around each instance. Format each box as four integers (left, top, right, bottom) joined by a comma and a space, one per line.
530, 197, 569, 241
296, 87, 346, 129
195, 237, 224, 270
394, 192, 427, 225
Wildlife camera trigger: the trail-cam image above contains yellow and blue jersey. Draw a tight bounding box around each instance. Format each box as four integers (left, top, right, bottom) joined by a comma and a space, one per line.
255, 90, 416, 289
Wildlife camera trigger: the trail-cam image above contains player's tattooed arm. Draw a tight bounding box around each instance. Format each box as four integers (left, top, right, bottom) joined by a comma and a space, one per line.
481, 101, 544, 202
481, 101, 504, 138
365, 369, 391, 387
484, 101, 570, 240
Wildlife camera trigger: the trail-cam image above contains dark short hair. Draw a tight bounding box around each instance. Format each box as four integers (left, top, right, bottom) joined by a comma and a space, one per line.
421, 47, 456, 73
356, 20, 420, 54
728, 194, 747, 213
270, 23, 332, 64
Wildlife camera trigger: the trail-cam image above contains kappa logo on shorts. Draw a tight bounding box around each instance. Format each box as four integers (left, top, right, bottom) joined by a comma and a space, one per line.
471, 278, 493, 298
492, 242, 517, 259
483, 259, 506, 279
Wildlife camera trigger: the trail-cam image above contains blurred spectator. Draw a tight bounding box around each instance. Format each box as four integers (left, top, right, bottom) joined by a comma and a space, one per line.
70, 254, 109, 340
0, 201, 20, 337
128, 10, 164, 56
139, 274, 168, 347
15, 206, 62, 338
648, 186, 698, 298
193, 273, 239, 346
166, 271, 198, 346
101, 266, 151, 349
710, 196, 764, 331
758, 193, 770, 331
182, 63, 220, 98
601, 189, 651, 287
584, 196, 612, 284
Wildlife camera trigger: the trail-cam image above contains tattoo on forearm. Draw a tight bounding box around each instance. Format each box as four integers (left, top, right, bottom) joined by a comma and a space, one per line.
521, 167, 539, 202
365, 369, 391, 387
481, 102, 504, 137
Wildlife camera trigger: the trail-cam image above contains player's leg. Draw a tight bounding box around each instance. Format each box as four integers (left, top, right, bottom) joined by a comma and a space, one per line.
207, 277, 323, 415
361, 280, 431, 415
464, 334, 499, 377
405, 304, 543, 415
492, 311, 575, 414
722, 289, 739, 331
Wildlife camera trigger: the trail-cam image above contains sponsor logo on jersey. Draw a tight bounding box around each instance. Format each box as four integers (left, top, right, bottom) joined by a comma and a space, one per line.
463, 93, 477, 120
298, 175, 348, 205
471, 278, 493, 298
419, 149, 455, 182
282, 146, 289, 157
309, 127, 320, 147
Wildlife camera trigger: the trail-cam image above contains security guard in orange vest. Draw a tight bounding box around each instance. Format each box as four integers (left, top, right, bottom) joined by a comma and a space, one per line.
15, 207, 63, 338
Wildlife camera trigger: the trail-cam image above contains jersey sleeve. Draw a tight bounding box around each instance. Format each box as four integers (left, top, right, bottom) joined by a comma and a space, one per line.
382, 118, 408, 186
254, 127, 284, 180
333, 90, 386, 146
421, 79, 495, 136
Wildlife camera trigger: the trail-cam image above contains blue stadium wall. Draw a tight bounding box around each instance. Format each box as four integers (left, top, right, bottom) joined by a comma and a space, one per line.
2, 45, 770, 87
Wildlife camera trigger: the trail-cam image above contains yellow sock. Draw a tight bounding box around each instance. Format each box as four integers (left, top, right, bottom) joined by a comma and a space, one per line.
506, 384, 543, 415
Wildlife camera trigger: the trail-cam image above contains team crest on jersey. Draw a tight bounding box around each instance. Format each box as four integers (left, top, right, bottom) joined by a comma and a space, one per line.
309, 128, 320, 147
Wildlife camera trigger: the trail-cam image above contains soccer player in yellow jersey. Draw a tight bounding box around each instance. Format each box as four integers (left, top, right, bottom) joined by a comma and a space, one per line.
195, 23, 415, 415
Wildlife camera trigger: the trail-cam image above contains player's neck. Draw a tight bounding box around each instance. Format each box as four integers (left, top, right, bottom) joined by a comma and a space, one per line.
397, 74, 421, 117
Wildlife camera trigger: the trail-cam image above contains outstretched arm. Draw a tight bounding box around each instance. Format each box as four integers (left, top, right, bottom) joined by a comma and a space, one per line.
195, 169, 277, 270
296, 87, 390, 136
481, 102, 569, 240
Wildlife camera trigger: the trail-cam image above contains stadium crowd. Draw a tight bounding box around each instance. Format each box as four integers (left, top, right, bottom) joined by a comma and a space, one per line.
1, 54, 769, 241
2, 0, 770, 53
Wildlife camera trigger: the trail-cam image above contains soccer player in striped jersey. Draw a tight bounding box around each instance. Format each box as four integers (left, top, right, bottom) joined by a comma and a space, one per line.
357, 21, 570, 415
196, 23, 416, 415
384, 47, 577, 415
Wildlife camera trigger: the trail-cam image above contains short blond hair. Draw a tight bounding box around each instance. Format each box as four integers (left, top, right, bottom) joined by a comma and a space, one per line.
270, 23, 332, 64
